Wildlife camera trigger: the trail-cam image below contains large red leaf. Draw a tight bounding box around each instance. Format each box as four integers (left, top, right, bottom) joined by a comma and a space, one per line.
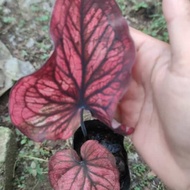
49, 140, 120, 190
9, 0, 135, 141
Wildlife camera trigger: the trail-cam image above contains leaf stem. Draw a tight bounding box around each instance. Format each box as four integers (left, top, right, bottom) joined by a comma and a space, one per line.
81, 109, 87, 137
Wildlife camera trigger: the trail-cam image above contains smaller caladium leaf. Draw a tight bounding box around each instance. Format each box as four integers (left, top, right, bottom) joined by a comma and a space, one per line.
49, 140, 120, 190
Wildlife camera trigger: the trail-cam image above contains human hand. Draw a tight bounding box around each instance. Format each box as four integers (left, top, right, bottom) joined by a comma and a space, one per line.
116, 0, 190, 189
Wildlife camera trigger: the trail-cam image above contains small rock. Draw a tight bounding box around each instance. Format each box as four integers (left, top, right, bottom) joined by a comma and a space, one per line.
0, 127, 17, 190
26, 38, 35, 48
2, 7, 11, 15
0, 0, 5, 6
0, 41, 14, 96
42, 2, 52, 12
0, 70, 13, 96
0, 41, 12, 63
8, 35, 17, 47
4, 57, 35, 80
0, 41, 36, 96
0, 70, 5, 88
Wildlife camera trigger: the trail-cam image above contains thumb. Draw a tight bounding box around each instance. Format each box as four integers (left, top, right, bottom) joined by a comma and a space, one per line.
163, 0, 190, 70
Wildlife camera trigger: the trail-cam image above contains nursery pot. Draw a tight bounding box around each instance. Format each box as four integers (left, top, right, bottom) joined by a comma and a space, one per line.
73, 119, 130, 190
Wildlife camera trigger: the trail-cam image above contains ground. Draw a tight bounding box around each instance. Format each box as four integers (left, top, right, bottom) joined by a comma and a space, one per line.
0, 0, 167, 189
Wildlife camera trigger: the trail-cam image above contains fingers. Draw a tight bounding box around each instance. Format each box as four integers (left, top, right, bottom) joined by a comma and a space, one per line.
129, 27, 168, 55
129, 27, 160, 50
163, 0, 190, 68
129, 27, 148, 49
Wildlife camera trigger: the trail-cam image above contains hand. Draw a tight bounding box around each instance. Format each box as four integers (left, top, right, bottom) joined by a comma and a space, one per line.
116, 0, 190, 189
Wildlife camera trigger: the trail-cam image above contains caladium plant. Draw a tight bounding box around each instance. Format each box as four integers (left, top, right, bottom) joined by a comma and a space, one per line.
9, 0, 135, 189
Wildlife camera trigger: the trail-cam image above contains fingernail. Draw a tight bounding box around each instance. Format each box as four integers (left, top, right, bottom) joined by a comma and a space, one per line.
114, 124, 134, 136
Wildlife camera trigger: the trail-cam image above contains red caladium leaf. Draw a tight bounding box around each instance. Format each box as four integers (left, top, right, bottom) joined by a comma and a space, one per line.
9, 0, 135, 141
49, 140, 120, 190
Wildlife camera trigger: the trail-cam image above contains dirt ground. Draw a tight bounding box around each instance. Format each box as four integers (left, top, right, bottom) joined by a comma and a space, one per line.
0, 0, 165, 189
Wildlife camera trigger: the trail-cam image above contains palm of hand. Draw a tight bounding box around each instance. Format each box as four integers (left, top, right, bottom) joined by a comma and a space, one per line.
116, 28, 190, 189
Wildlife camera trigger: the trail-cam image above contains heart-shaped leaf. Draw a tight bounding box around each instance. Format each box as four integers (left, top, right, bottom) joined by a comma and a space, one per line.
49, 140, 120, 190
9, 0, 135, 141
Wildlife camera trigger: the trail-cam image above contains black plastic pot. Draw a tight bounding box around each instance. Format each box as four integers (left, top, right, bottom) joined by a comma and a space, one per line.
73, 119, 130, 190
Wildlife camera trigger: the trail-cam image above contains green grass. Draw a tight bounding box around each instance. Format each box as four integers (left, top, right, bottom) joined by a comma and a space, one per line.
142, 6, 168, 42
13, 130, 50, 189
13, 129, 71, 189
117, 0, 168, 42
117, 0, 127, 13
124, 138, 166, 190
